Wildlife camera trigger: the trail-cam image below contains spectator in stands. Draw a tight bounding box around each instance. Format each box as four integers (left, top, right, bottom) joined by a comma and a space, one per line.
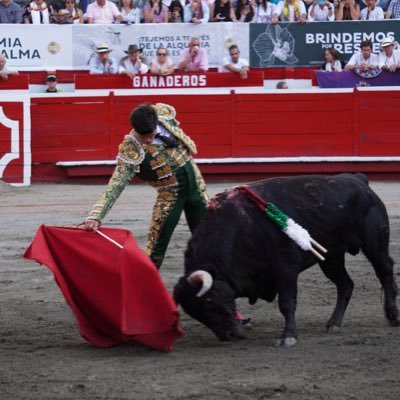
184, 0, 210, 23
65, 0, 84, 22
252, 0, 275, 22
0, 0, 22, 23
168, 0, 183, 21
271, 0, 307, 23
50, 0, 74, 23
385, 0, 400, 18
220, 44, 250, 79
308, 0, 335, 20
178, 37, 209, 72
335, 0, 360, 20
276, 80, 288, 88
119, 44, 148, 78
44, 74, 63, 93
143, 0, 168, 22
0, 54, 19, 80
236, 0, 255, 21
378, 36, 400, 72
210, 0, 237, 21
24, 0, 50, 23
90, 43, 119, 74
360, 0, 383, 18
117, 0, 141, 23
150, 47, 175, 75
321, 47, 344, 71
345, 40, 378, 71
87, 0, 123, 23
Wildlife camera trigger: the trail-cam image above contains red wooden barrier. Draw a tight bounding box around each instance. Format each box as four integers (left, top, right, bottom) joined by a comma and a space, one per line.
28, 88, 400, 182
0, 74, 29, 90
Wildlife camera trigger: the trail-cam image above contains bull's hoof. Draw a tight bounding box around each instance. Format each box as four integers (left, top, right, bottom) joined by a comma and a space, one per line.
389, 319, 399, 327
327, 324, 341, 334
276, 337, 297, 347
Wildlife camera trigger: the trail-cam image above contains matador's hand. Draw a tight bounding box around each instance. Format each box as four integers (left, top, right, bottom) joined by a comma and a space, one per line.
81, 219, 100, 232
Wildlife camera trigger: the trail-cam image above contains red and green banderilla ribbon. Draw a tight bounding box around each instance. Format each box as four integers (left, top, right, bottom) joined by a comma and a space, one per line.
236, 186, 328, 260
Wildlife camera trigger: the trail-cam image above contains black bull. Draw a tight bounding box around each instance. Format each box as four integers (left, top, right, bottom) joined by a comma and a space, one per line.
173, 173, 399, 345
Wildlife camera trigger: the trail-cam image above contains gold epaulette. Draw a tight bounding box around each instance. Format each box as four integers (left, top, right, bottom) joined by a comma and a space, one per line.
116, 131, 145, 168
152, 103, 177, 122
153, 103, 198, 156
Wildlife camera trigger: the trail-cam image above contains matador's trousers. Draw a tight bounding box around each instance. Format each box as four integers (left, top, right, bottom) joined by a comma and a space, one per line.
145, 162, 208, 269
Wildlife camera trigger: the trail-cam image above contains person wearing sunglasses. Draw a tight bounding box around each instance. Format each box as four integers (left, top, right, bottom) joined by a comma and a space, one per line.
150, 47, 175, 76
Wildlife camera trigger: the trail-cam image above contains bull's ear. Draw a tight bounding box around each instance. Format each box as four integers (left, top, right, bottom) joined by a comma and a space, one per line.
173, 276, 188, 306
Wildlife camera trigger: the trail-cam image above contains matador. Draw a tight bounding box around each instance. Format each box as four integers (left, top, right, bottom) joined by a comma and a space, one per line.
84, 103, 209, 268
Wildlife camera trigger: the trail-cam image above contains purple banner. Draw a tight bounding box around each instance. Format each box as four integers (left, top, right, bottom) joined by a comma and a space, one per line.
315, 70, 400, 88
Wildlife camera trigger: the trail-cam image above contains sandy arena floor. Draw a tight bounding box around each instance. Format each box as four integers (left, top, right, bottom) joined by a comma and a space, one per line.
1, 178, 400, 400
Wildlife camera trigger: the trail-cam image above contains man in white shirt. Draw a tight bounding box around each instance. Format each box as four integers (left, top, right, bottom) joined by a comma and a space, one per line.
360, 0, 384, 19
87, 0, 123, 23
119, 44, 149, 79
308, 0, 335, 21
0, 54, 19, 80
89, 43, 119, 74
345, 40, 378, 71
378, 36, 400, 72
220, 45, 250, 80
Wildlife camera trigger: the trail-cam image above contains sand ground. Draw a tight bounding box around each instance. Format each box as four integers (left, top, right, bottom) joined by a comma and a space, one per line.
1, 179, 400, 400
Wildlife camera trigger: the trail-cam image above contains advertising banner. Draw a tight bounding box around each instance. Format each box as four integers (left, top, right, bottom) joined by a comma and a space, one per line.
71, 23, 250, 70
315, 70, 400, 88
250, 21, 400, 68
0, 25, 73, 69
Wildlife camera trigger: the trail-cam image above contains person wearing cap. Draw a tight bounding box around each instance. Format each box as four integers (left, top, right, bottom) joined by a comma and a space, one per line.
86, 0, 123, 23
360, 0, 383, 18
308, 0, 335, 21
378, 36, 400, 72
119, 44, 148, 79
0, 54, 19, 80
83, 103, 209, 270
44, 74, 63, 93
345, 39, 378, 71
89, 43, 118, 74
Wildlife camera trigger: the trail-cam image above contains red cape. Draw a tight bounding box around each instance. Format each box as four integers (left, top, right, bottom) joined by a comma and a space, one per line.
24, 225, 183, 352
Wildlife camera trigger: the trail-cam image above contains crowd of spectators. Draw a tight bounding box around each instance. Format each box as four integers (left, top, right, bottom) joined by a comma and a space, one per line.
1, 0, 399, 24
320, 36, 400, 72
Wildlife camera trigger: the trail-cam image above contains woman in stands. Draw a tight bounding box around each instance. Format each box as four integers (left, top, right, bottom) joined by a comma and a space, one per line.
210, 0, 237, 21
335, 0, 360, 20
65, 0, 84, 23
252, 0, 275, 22
150, 47, 175, 75
168, 0, 184, 22
236, 0, 255, 21
117, 0, 141, 23
143, 0, 169, 22
184, 0, 210, 23
321, 47, 345, 71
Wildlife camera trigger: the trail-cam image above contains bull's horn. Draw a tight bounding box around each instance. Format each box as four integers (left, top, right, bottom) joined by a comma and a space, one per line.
187, 270, 213, 298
